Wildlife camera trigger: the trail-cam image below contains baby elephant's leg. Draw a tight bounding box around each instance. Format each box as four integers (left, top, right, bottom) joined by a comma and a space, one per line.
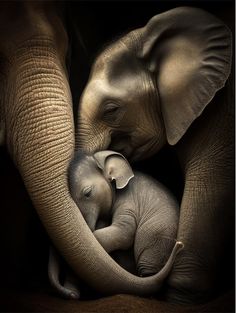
94, 217, 135, 253
135, 217, 178, 277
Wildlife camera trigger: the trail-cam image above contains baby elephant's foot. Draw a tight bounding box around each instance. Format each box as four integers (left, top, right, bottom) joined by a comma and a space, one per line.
137, 260, 158, 277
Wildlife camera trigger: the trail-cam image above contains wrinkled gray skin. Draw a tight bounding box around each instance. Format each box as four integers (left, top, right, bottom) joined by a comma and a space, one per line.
49, 150, 183, 298
77, 7, 234, 304
0, 1, 186, 301
0, 2, 233, 304
70, 150, 180, 277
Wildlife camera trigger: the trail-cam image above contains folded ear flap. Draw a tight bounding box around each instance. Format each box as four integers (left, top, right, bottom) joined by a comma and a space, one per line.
139, 7, 232, 145
94, 150, 134, 189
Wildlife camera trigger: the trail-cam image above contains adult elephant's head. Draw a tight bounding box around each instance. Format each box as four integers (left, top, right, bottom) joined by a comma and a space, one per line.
77, 7, 231, 161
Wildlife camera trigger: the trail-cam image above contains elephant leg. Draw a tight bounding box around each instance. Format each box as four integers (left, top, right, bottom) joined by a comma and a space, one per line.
166, 164, 234, 304
94, 224, 134, 253
135, 217, 177, 277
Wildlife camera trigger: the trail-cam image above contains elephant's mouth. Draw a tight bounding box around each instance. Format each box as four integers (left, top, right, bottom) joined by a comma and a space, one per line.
129, 139, 159, 162
108, 132, 134, 159
108, 131, 158, 162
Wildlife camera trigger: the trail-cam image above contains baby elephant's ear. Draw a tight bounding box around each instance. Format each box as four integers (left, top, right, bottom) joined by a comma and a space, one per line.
94, 150, 134, 189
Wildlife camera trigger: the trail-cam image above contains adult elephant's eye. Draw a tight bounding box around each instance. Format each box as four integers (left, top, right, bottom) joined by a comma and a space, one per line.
83, 186, 93, 198
102, 102, 123, 124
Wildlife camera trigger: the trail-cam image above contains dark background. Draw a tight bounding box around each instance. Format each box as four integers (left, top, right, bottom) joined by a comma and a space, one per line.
0, 0, 234, 310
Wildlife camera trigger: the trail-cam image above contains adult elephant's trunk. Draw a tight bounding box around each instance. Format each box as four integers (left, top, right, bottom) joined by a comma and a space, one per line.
2, 2, 182, 297
4, 36, 183, 294
5, 37, 78, 261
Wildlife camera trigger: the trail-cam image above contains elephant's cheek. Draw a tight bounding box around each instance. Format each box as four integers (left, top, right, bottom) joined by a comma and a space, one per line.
130, 139, 161, 162
108, 133, 134, 159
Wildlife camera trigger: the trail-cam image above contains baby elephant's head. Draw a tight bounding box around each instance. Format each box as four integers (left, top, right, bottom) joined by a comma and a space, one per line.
69, 150, 134, 231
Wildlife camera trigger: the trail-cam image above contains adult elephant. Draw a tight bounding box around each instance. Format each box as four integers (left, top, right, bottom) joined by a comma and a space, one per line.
76, 7, 234, 304
0, 1, 194, 302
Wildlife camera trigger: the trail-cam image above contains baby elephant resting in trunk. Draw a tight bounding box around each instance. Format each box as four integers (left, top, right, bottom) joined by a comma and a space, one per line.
69, 150, 181, 277
48, 150, 183, 299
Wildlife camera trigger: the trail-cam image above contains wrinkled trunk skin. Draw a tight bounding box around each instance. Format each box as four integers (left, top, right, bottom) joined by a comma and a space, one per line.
75, 120, 111, 154
5, 37, 78, 266
2, 2, 85, 280
1, 2, 117, 295
1, 2, 182, 297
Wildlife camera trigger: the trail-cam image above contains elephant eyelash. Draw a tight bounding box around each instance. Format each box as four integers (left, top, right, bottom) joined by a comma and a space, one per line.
103, 104, 120, 118
104, 104, 120, 114
83, 186, 93, 198
102, 103, 125, 125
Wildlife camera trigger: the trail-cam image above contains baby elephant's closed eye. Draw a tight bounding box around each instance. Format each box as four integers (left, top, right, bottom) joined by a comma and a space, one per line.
69, 150, 181, 278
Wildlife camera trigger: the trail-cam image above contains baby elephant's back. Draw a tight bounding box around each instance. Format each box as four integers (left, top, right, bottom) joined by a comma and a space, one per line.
133, 171, 179, 224
132, 172, 179, 277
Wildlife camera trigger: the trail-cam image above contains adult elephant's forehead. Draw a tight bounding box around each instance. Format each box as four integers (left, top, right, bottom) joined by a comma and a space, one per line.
92, 39, 132, 72
92, 40, 141, 81
80, 77, 139, 113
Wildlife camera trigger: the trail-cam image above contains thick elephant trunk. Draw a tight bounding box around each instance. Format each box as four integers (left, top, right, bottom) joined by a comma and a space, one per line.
4, 37, 78, 254
2, 2, 183, 297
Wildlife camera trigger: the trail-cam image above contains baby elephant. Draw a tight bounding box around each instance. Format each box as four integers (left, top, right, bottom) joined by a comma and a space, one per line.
69, 150, 180, 277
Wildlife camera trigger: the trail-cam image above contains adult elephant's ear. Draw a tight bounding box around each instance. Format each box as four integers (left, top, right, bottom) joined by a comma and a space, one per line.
94, 150, 134, 189
139, 7, 232, 145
